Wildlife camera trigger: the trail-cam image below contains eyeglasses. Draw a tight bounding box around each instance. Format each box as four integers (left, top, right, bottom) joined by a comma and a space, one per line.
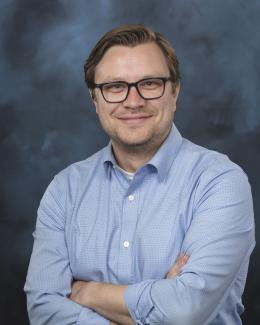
93, 77, 172, 103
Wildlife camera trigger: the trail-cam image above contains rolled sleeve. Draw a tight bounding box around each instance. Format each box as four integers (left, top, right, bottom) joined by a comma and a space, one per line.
125, 280, 157, 324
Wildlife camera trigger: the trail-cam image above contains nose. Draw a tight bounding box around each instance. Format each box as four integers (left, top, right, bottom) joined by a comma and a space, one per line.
123, 85, 145, 108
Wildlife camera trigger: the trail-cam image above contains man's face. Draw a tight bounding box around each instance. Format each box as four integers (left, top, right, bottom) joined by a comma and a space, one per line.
93, 42, 180, 151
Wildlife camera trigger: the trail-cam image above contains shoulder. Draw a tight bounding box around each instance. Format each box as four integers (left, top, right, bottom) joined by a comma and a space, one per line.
177, 138, 251, 196
55, 147, 106, 184
42, 147, 107, 202
181, 137, 246, 176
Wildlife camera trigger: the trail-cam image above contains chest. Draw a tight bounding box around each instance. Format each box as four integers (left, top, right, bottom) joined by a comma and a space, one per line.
65, 171, 194, 284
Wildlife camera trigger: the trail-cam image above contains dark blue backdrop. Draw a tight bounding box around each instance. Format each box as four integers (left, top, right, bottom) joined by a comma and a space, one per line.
0, 1, 259, 324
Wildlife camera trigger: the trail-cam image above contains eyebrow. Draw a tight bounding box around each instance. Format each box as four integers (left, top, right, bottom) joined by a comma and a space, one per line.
98, 74, 168, 83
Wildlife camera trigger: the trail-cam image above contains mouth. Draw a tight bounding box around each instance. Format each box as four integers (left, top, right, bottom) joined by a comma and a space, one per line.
117, 115, 153, 126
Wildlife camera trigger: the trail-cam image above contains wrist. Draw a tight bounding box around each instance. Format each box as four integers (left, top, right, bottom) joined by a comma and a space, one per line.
85, 281, 101, 308
70, 280, 101, 308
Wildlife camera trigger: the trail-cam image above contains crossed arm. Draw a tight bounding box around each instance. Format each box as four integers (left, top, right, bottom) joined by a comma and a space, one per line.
25, 169, 255, 324
69, 255, 189, 325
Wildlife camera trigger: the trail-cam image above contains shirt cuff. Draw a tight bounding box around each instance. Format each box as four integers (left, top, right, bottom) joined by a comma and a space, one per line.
124, 280, 155, 324
77, 306, 110, 325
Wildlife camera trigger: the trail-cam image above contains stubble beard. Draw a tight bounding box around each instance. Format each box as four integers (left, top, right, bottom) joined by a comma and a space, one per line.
111, 124, 171, 156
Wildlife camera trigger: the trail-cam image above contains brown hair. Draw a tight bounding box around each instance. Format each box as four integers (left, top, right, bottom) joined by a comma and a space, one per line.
84, 24, 180, 90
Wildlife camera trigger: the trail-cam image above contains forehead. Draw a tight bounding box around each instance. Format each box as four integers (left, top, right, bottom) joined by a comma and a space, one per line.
95, 42, 169, 82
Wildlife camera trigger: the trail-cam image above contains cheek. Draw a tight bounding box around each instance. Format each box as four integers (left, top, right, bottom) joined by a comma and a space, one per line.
95, 100, 108, 118
158, 99, 176, 119
94, 104, 107, 125
95, 103, 117, 128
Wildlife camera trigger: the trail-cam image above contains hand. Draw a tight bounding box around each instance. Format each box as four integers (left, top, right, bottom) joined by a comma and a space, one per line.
69, 280, 95, 306
166, 254, 189, 278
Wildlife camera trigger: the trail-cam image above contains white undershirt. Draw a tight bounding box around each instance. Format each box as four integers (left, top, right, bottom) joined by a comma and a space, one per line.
115, 165, 135, 181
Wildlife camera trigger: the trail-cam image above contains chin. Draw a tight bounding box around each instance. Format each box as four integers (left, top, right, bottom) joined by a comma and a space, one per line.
119, 129, 152, 142
118, 136, 153, 148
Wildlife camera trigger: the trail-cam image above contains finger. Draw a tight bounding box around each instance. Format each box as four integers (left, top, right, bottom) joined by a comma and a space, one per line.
166, 255, 189, 278
166, 264, 182, 278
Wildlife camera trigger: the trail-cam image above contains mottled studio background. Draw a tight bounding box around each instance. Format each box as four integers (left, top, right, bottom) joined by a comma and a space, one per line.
0, 0, 259, 324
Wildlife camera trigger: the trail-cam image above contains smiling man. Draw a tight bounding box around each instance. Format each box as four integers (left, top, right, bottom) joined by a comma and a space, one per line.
91, 41, 180, 173
25, 25, 255, 325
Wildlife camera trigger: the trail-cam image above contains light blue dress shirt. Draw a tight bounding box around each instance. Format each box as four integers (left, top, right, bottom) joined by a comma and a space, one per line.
24, 124, 255, 325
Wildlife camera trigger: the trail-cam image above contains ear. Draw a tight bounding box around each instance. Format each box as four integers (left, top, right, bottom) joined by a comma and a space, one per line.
173, 82, 180, 100
89, 89, 98, 113
172, 83, 180, 113
89, 89, 95, 101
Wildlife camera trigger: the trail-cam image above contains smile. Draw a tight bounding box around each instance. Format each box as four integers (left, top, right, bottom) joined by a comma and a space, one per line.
117, 115, 152, 126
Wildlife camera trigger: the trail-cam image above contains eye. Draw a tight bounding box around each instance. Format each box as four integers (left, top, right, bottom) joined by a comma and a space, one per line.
140, 79, 163, 89
103, 82, 126, 93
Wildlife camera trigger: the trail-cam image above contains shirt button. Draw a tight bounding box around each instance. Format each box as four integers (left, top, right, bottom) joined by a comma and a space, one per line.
128, 195, 134, 201
123, 241, 130, 248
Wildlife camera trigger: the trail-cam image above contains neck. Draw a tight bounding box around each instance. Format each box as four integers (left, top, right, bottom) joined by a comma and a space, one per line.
111, 132, 169, 172
111, 145, 155, 172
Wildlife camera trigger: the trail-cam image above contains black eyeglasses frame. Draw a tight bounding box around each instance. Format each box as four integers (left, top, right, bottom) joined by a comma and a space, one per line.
93, 77, 172, 103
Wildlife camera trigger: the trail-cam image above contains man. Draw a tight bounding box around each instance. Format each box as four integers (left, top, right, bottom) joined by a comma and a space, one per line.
24, 25, 255, 325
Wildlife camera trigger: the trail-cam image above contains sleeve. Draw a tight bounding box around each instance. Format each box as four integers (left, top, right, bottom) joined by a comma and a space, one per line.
124, 168, 255, 325
24, 175, 109, 325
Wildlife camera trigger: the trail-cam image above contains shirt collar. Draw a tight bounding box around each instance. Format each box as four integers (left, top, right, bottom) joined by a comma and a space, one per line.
102, 140, 117, 167
102, 123, 183, 181
147, 123, 183, 181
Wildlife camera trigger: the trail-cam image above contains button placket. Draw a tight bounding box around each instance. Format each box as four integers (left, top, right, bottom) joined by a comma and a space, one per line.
116, 190, 139, 283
